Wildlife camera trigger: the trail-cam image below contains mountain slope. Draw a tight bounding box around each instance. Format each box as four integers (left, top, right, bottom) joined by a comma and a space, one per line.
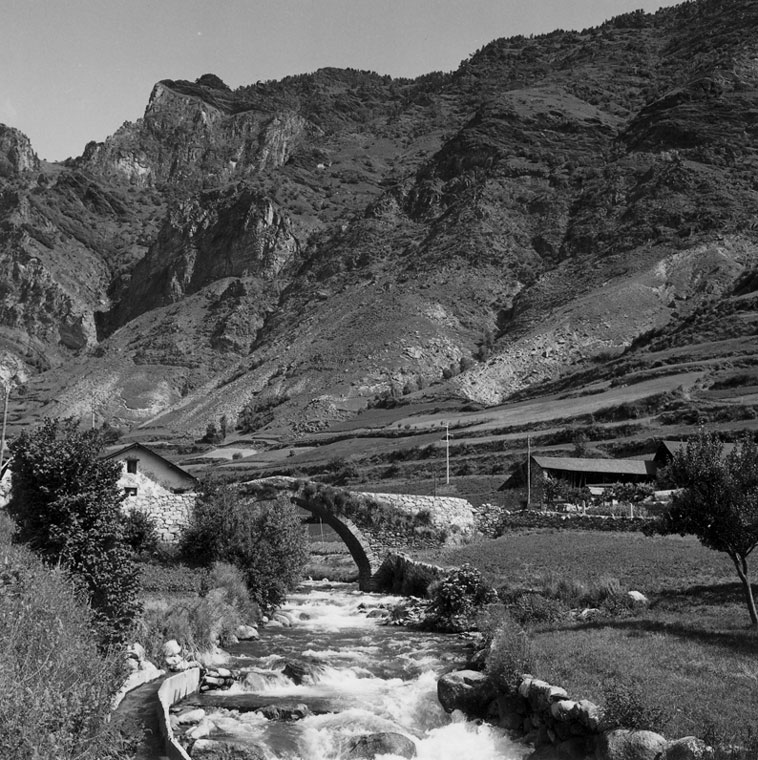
2, 0, 758, 440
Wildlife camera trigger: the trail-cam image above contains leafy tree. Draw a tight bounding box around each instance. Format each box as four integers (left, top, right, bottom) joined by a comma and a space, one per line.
179, 481, 309, 612
651, 431, 758, 626
7, 418, 141, 645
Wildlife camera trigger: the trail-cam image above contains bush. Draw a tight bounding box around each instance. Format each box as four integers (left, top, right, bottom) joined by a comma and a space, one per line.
509, 592, 567, 626
205, 561, 261, 624
122, 508, 159, 555
8, 418, 141, 646
601, 677, 673, 733
0, 541, 138, 759
485, 614, 539, 693
179, 481, 309, 612
425, 563, 498, 632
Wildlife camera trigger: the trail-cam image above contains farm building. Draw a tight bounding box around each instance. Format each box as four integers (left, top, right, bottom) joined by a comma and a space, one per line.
530, 455, 657, 489
103, 442, 198, 542
653, 439, 737, 469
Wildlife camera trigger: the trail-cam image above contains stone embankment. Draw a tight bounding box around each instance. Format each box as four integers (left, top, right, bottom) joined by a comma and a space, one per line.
371, 552, 448, 596
437, 669, 711, 760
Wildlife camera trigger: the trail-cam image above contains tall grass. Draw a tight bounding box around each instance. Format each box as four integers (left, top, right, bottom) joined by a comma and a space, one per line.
137, 561, 260, 664
0, 516, 137, 759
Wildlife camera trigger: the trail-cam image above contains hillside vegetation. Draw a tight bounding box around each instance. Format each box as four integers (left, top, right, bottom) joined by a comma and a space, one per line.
1, 0, 757, 468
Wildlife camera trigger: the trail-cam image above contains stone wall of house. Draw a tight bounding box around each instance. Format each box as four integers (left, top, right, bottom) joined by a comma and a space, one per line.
355, 492, 476, 532
124, 493, 195, 543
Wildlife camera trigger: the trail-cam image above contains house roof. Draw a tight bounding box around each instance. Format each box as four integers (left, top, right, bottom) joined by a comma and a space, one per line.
103, 442, 198, 482
656, 439, 737, 459
531, 455, 657, 477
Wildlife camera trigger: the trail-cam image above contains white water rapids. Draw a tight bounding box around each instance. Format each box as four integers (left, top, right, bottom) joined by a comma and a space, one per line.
181, 581, 529, 760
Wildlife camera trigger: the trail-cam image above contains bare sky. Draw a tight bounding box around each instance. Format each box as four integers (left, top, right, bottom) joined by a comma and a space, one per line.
1, 0, 681, 161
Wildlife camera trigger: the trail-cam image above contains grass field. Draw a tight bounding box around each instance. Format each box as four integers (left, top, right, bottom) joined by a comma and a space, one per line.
413, 530, 758, 744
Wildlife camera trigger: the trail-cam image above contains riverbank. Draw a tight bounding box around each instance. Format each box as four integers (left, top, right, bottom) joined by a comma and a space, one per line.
412, 529, 758, 747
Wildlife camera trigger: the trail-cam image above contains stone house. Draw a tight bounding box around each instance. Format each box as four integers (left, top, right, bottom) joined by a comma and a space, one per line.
104, 442, 198, 543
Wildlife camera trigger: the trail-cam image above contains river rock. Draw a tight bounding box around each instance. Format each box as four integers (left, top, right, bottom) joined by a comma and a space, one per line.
236, 624, 260, 640
190, 738, 267, 759
596, 729, 668, 760
627, 591, 648, 605
162, 639, 182, 657
175, 708, 206, 725
661, 737, 713, 760
254, 702, 312, 721
283, 659, 325, 685
437, 669, 497, 719
346, 732, 417, 759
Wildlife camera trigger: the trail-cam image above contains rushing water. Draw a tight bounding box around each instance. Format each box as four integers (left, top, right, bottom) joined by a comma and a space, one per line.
180, 581, 529, 760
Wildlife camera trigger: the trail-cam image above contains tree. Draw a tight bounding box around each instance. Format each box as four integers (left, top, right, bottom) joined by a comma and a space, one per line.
652, 431, 758, 626
179, 481, 309, 612
7, 418, 141, 645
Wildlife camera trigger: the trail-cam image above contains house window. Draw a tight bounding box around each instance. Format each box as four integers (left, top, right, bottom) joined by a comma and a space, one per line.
124, 487, 138, 498
126, 458, 138, 474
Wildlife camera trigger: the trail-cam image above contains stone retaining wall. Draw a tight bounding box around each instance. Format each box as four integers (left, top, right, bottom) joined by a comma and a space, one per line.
371, 552, 448, 596
438, 668, 710, 760
156, 668, 201, 760
356, 492, 475, 532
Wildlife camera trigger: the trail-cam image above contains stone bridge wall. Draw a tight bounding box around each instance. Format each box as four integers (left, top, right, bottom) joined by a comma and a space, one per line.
354, 492, 475, 533
371, 552, 449, 596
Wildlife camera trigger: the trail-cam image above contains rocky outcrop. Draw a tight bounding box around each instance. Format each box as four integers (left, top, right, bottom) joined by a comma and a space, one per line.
79, 81, 313, 188
0, 125, 39, 178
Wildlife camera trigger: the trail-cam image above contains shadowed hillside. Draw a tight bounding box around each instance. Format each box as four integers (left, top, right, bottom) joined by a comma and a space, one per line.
1, 0, 757, 459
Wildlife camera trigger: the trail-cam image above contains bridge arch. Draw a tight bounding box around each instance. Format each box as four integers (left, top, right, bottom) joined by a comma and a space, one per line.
240, 477, 381, 591
293, 495, 380, 591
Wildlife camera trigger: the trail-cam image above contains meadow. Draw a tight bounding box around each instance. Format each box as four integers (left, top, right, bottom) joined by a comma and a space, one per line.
414, 529, 758, 745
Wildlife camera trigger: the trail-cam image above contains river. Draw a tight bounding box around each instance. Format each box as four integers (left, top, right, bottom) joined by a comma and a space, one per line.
177, 580, 529, 760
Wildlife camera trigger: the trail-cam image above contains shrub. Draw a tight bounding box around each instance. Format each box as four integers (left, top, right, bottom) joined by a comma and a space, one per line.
601, 677, 673, 733
205, 561, 261, 624
179, 481, 309, 612
138, 592, 241, 663
485, 614, 539, 693
8, 418, 141, 646
510, 592, 567, 626
425, 563, 498, 632
122, 507, 159, 555
0, 541, 138, 759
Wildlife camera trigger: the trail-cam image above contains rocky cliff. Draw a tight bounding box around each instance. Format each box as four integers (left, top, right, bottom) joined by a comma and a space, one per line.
2, 0, 758, 436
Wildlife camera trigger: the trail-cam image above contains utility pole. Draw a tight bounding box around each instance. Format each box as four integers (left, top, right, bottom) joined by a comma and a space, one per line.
445, 422, 450, 485
0, 379, 12, 474
526, 434, 532, 510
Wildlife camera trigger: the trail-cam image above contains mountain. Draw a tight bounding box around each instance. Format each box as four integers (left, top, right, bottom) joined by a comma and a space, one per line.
2, 0, 758, 445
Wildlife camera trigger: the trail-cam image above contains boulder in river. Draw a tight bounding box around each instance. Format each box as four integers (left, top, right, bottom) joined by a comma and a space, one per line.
283, 658, 326, 684
254, 702, 312, 721
190, 738, 268, 759
437, 669, 497, 719
345, 732, 417, 759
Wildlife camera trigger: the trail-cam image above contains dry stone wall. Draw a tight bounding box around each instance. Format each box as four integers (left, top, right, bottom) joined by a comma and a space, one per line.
371, 552, 449, 596
123, 493, 195, 543
355, 491, 475, 532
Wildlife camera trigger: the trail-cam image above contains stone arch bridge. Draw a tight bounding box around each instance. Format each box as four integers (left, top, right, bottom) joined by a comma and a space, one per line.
239, 477, 476, 591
